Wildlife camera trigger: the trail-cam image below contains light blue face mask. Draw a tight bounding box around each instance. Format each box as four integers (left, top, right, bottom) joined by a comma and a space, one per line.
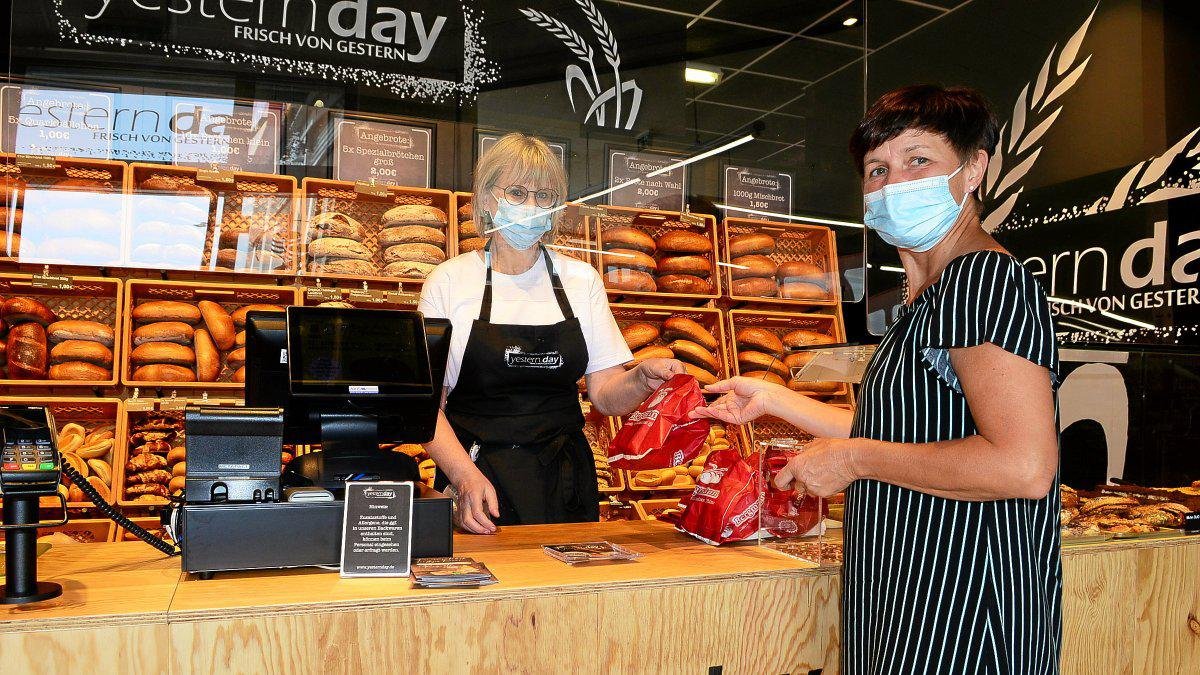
488, 199, 554, 251
863, 164, 971, 252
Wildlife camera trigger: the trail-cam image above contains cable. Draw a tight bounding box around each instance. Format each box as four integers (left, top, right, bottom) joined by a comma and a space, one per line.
60, 462, 180, 557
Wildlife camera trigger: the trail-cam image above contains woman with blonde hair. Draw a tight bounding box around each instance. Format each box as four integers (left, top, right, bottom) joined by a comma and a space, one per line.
419, 133, 683, 532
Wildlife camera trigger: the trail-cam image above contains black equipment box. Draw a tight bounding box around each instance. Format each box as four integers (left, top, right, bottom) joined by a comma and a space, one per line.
184, 405, 284, 503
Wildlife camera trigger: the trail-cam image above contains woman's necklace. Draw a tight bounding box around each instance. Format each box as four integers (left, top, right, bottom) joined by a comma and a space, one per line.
900, 273, 910, 306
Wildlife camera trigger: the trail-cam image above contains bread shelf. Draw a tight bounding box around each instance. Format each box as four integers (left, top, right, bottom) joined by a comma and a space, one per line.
611, 303, 731, 386
721, 217, 839, 308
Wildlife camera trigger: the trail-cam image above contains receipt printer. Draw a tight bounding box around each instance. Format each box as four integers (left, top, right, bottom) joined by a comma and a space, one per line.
184, 405, 284, 503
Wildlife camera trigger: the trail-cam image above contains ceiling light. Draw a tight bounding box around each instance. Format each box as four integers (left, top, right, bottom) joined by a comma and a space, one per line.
842, 16, 859, 27
685, 64, 721, 85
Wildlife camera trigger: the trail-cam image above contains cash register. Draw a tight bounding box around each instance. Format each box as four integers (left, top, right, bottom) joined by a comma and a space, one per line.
172, 307, 454, 577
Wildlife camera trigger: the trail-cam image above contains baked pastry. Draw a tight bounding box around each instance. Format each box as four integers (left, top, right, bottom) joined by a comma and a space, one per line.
133, 322, 195, 346
662, 317, 717, 350
7, 322, 48, 379
783, 351, 816, 371
309, 259, 379, 276
789, 379, 841, 394
381, 205, 448, 228
457, 202, 473, 221
0, 231, 20, 258
47, 320, 114, 347
193, 328, 220, 382
731, 277, 778, 297
2, 297, 56, 326
604, 268, 656, 292
50, 340, 113, 367
383, 261, 437, 278
747, 370, 786, 386
777, 260, 825, 283
383, 243, 446, 265
226, 347, 247, 370
729, 233, 776, 257
130, 342, 196, 366
459, 219, 480, 239
731, 255, 778, 280
0, 206, 22, 228
736, 328, 784, 355
131, 364, 196, 382
132, 301, 202, 325
378, 225, 446, 247
198, 301, 235, 350
49, 362, 109, 381
233, 366, 246, 383
604, 249, 657, 274
621, 323, 660, 351
657, 230, 712, 254
308, 212, 365, 241
782, 329, 836, 349
231, 304, 285, 327
738, 350, 789, 379
630, 345, 673, 366
657, 274, 713, 295
781, 281, 830, 300
603, 226, 656, 254
309, 237, 372, 261
458, 237, 487, 253
669, 339, 719, 372
682, 363, 718, 386
656, 255, 711, 278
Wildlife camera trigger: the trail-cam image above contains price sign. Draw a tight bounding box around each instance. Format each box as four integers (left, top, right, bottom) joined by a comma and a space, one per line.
306, 287, 344, 303
723, 166, 793, 221
335, 118, 432, 188
172, 101, 280, 173
340, 481, 414, 577
30, 273, 73, 290
607, 149, 685, 212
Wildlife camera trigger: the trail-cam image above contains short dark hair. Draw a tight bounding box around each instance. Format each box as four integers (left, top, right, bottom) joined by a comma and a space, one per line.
849, 85, 1000, 175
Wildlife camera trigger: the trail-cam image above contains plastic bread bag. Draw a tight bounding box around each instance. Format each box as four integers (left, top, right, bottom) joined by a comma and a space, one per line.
607, 373, 710, 470
675, 449, 763, 545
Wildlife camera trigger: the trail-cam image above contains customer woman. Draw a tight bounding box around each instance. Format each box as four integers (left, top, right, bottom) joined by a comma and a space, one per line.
694, 86, 1061, 673
419, 133, 683, 533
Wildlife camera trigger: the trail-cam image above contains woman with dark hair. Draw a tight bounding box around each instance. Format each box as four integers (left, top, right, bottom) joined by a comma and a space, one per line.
694, 85, 1061, 673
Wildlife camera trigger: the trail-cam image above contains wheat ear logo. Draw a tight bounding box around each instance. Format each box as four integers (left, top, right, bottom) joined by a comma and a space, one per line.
519, 1, 643, 130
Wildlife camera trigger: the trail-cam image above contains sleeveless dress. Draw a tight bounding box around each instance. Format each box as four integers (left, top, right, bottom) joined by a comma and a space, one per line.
843, 250, 1062, 674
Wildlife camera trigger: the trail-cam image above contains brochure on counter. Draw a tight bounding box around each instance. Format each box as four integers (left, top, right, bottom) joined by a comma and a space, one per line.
543, 541, 642, 565
411, 557, 499, 588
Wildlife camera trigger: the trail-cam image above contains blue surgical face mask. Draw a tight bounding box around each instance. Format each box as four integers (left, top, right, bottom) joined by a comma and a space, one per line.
863, 164, 971, 252
488, 198, 554, 250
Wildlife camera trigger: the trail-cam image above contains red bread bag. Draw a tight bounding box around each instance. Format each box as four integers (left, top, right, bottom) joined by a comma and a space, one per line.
675, 450, 763, 545
607, 373, 710, 470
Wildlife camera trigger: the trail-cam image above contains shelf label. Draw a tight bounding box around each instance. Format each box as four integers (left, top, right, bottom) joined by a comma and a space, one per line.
30, 273, 73, 290
306, 287, 344, 303
723, 166, 793, 221
347, 288, 387, 304
196, 168, 236, 184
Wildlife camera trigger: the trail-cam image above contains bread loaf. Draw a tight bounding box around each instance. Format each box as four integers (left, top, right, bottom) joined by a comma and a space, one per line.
233, 366, 246, 383
0, 231, 20, 258
0, 206, 22, 229
735, 327, 784, 355
198, 300, 235, 350
381, 204, 448, 227
620, 322, 660, 351
746, 370, 786, 386
2, 297, 56, 326
6, 322, 48, 379
780, 281, 829, 300
782, 329, 836, 349
459, 219, 480, 239
47, 319, 114, 346
731, 277, 778, 297
231, 304, 284, 327
132, 301, 202, 325
656, 255, 711, 278
379, 225, 446, 247
604, 268, 656, 292
383, 261, 438, 278
784, 351, 816, 370
683, 363, 718, 386
234, 330, 246, 347
308, 237, 372, 261
53, 177, 110, 192
776, 260, 825, 283
131, 364, 196, 382
50, 340, 113, 367
629, 345, 673, 366
49, 361, 109, 381
738, 350, 788, 379
130, 342, 196, 366
603, 226, 656, 254
788, 379, 842, 394
657, 230, 712, 254
458, 237, 487, 253
657, 274, 713, 295
659, 318, 714, 351
604, 248, 656, 273
669, 339, 719, 372
383, 243, 446, 265
729, 233, 776, 257
457, 202, 473, 221
308, 212, 365, 241
133, 322, 194, 346
226, 347, 247, 370
309, 259, 379, 276
193, 328, 220, 382
730, 254, 778, 280
213, 248, 243, 270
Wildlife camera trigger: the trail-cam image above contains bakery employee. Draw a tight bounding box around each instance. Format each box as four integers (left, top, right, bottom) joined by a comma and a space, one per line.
418, 133, 683, 533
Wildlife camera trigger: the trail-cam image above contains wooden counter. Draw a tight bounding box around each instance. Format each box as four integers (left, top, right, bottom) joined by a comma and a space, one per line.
2, 522, 1198, 674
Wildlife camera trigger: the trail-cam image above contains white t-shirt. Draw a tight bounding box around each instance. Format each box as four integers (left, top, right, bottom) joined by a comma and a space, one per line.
418, 250, 633, 390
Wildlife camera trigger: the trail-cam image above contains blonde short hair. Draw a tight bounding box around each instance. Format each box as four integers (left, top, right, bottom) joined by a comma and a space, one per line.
472, 133, 568, 243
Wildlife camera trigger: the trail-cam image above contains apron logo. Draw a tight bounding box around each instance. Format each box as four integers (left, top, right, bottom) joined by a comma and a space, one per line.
504, 345, 564, 369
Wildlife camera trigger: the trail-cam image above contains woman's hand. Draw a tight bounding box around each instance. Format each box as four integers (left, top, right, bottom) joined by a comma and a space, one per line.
453, 469, 501, 534
635, 357, 686, 392
773, 437, 862, 498
689, 376, 785, 424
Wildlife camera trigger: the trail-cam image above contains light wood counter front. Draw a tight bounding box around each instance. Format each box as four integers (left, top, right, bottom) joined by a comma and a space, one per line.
3, 522, 1198, 674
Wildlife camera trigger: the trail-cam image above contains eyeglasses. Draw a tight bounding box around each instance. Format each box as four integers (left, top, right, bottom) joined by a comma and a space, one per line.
494, 184, 560, 209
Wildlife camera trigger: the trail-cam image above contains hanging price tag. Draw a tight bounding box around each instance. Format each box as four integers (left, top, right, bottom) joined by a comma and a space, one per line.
30, 273, 74, 290
159, 397, 189, 411
354, 181, 390, 198
347, 288, 386, 304
385, 290, 420, 305
15, 153, 57, 169
575, 204, 605, 218
124, 399, 154, 412
679, 212, 705, 227
306, 287, 344, 303
196, 168, 236, 184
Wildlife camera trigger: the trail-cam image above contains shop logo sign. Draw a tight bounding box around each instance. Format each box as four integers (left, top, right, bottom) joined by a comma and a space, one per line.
520, 1, 643, 130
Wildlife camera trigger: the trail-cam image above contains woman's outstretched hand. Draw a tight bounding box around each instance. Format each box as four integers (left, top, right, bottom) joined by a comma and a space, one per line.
689, 376, 786, 425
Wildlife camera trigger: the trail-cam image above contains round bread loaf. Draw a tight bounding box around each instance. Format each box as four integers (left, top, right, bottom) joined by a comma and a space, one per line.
782, 329, 836, 349
308, 212, 365, 241
132, 301, 202, 325
50, 340, 113, 367
234, 330, 246, 347
776, 260, 825, 283
379, 225, 446, 247
683, 363, 718, 386
383, 243, 446, 265
198, 300, 235, 350
7, 322, 48, 379
783, 351, 816, 371
657, 230, 712, 254
662, 317, 717, 350
226, 347, 247, 370
309, 259, 379, 276
381, 204, 448, 227
50, 361, 109, 381
730, 254, 778, 280
629, 345, 673, 367
457, 202, 473, 221
669, 339, 719, 372
656, 255, 711, 278
729, 233, 776, 257
458, 237, 487, 253
2, 297, 57, 326
780, 281, 829, 301
731, 277, 778, 297
657, 274, 713, 295
0, 231, 20, 258
604, 268, 656, 292
738, 350, 789, 379
309, 237, 372, 261
620, 322, 660, 351
213, 248, 244, 269
603, 226, 656, 254
604, 248, 656, 274
47, 319, 114, 346
736, 327, 784, 355
132, 364, 196, 382
132, 322, 194, 346
383, 261, 437, 278
459, 219, 481, 238
217, 226, 256, 248
231, 304, 284, 327
130, 342, 196, 366
788, 379, 842, 394
193, 328, 220, 383
233, 366, 246, 383
746, 370, 786, 386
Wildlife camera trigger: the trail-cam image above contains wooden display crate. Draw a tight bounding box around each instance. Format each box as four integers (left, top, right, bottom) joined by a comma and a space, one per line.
633, 497, 683, 521
598, 499, 638, 522
113, 516, 175, 545
722, 217, 839, 308
127, 163, 299, 277
299, 178, 453, 285
0, 154, 128, 270
121, 279, 299, 389
610, 303, 731, 384
0, 273, 123, 388
582, 404, 623, 494
453, 193, 593, 264
21, 519, 116, 544
0, 397, 125, 511
588, 204, 719, 303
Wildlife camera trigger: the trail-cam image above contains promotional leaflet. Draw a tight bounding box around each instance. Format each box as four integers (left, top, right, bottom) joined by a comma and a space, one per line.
340, 481, 414, 577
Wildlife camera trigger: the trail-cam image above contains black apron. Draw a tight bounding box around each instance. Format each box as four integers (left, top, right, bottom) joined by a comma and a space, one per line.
440, 242, 598, 525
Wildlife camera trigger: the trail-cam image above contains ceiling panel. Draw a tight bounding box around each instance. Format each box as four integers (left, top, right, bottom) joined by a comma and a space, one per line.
700, 71, 807, 109
684, 19, 785, 65
692, 101, 767, 134
748, 38, 861, 82
756, 113, 808, 145
866, 0, 943, 46
705, 0, 851, 34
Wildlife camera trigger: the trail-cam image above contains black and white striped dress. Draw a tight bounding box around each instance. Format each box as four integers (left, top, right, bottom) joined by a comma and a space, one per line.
844, 250, 1061, 674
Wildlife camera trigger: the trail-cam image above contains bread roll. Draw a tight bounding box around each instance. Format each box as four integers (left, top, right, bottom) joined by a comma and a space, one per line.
47, 319, 114, 346
656, 255, 711, 278
0, 231, 20, 258
193, 328, 220, 382
738, 350, 788, 379
782, 329, 836, 349
383, 261, 437, 278
233, 366, 246, 383
736, 327, 784, 355
657, 230, 712, 254
383, 243, 446, 265
730, 254, 778, 280
130, 342, 196, 366
604, 268, 656, 292
629, 345, 673, 367
381, 204, 448, 227
784, 351, 816, 371
657, 274, 713, 295
621, 322, 660, 351
379, 225, 446, 247
213, 248, 243, 270
308, 237, 372, 261
662, 317, 717, 350
459, 219, 480, 238
168, 447, 187, 465
226, 347, 247, 370
231, 304, 284, 327
0, 337, 6, 362
133, 301, 202, 325
788, 379, 842, 394
132, 364, 196, 382
0, 206, 22, 229
776, 260, 825, 283
603, 226, 655, 254
2, 297, 56, 326
169, 475, 186, 494
604, 248, 657, 274
133, 322, 194, 346
731, 277, 778, 297
7, 322, 48, 379
669, 339, 719, 372
729, 233, 776, 257
50, 340, 113, 367
458, 237, 487, 253
457, 202, 473, 221
234, 330, 246, 347
780, 281, 830, 301
198, 300, 235, 350
309, 259, 379, 276
683, 363, 718, 386
308, 212, 365, 241
746, 370, 786, 386
0, 175, 27, 206
49, 361, 109, 381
